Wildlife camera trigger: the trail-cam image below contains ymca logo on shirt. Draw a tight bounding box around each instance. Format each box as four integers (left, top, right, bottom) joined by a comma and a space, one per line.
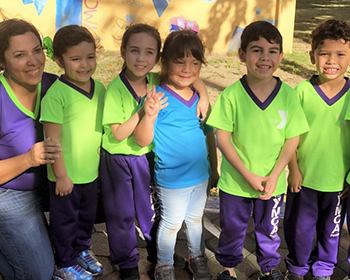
270, 110, 288, 129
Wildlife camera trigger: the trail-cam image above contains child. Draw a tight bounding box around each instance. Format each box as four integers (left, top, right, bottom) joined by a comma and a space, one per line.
100, 23, 210, 280
206, 21, 309, 280
40, 25, 105, 280
283, 19, 350, 280
134, 29, 218, 280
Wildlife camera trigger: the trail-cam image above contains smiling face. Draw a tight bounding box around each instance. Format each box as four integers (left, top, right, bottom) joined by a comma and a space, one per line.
310, 38, 350, 84
3, 31, 45, 92
121, 32, 159, 81
167, 53, 201, 90
56, 41, 96, 89
239, 37, 283, 82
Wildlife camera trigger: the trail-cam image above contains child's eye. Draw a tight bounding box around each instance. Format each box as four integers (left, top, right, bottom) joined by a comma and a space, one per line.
147, 51, 155, 55
175, 60, 184, 65
192, 61, 200, 66
319, 52, 328, 56
130, 49, 139, 53
72, 57, 80, 61
88, 55, 96, 59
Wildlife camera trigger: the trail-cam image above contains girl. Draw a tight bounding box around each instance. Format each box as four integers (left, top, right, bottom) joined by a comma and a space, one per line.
100, 23, 209, 280
0, 18, 60, 280
134, 29, 218, 280
40, 25, 105, 280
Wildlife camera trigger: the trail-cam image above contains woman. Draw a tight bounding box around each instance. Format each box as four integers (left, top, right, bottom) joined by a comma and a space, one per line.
0, 18, 60, 280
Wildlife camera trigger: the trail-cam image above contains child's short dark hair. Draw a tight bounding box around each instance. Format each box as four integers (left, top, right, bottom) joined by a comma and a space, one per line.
240, 21, 283, 53
310, 19, 350, 51
53, 25, 96, 59
160, 30, 205, 83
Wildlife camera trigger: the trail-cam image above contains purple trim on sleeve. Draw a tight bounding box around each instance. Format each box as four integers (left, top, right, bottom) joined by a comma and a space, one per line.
120, 71, 145, 103
310, 75, 350, 105
240, 75, 281, 110
160, 83, 197, 107
59, 76, 94, 99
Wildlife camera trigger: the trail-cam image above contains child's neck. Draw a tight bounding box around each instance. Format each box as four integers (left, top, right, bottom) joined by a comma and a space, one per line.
316, 75, 347, 99
245, 75, 277, 102
166, 84, 194, 101
124, 71, 147, 98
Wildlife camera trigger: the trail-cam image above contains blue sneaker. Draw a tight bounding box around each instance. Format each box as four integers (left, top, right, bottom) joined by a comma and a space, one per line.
77, 250, 103, 276
54, 265, 94, 280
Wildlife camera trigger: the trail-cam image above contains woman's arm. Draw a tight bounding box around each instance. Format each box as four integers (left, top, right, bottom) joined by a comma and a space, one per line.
0, 137, 60, 185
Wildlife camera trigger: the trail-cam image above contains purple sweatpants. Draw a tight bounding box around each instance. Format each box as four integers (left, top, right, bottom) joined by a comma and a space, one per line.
100, 149, 156, 269
284, 187, 342, 277
49, 179, 99, 267
216, 190, 283, 273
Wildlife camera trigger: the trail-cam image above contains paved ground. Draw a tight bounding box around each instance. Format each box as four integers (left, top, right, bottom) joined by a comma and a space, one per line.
90, 197, 349, 280
0, 197, 348, 280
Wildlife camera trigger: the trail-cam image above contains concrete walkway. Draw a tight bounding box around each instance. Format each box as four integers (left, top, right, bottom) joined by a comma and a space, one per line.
0, 197, 348, 280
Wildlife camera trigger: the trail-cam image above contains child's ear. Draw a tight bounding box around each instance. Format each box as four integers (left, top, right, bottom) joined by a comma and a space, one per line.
309, 51, 316, 64
54, 56, 64, 69
121, 47, 126, 60
238, 48, 246, 62
278, 51, 284, 63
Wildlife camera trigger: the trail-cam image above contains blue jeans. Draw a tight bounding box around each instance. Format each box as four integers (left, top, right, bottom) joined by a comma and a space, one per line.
156, 179, 208, 266
0, 188, 54, 280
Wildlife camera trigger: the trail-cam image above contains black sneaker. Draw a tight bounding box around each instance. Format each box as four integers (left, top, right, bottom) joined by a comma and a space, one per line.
154, 265, 175, 280
120, 267, 140, 280
217, 270, 237, 280
259, 269, 283, 280
284, 271, 304, 280
189, 255, 212, 280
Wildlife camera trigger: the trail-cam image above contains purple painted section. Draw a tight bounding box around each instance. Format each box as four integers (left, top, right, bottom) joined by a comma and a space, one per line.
160, 83, 197, 107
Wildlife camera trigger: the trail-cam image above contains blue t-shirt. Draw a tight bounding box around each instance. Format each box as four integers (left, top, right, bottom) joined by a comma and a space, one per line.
153, 84, 209, 189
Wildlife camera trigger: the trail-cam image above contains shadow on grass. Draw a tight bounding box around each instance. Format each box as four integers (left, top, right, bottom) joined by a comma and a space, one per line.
280, 58, 315, 80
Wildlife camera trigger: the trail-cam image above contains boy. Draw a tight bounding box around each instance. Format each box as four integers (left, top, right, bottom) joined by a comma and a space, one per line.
284, 19, 350, 280
206, 21, 309, 280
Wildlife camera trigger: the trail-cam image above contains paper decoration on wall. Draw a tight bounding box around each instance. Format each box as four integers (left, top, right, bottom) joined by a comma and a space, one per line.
227, 26, 244, 53
255, 6, 261, 15
152, 0, 170, 17
22, 0, 48, 16
169, 17, 199, 34
56, 0, 82, 30
126, 14, 136, 23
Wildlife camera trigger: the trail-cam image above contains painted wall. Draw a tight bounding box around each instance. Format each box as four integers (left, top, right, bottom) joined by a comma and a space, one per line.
0, 0, 297, 54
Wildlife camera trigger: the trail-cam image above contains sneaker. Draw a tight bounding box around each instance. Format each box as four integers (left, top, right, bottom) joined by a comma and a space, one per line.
120, 267, 140, 280
259, 269, 283, 280
54, 265, 94, 280
189, 256, 212, 280
217, 270, 237, 280
77, 250, 103, 276
284, 271, 304, 280
154, 265, 175, 280
312, 277, 331, 280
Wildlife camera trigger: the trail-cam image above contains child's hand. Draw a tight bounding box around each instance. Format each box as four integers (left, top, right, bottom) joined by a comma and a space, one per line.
341, 184, 349, 200
246, 171, 266, 193
55, 176, 73, 197
259, 175, 278, 200
210, 169, 220, 188
196, 95, 209, 122
287, 168, 303, 193
144, 85, 168, 119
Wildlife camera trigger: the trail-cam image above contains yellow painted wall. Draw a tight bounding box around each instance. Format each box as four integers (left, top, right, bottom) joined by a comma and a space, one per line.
0, 0, 296, 53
